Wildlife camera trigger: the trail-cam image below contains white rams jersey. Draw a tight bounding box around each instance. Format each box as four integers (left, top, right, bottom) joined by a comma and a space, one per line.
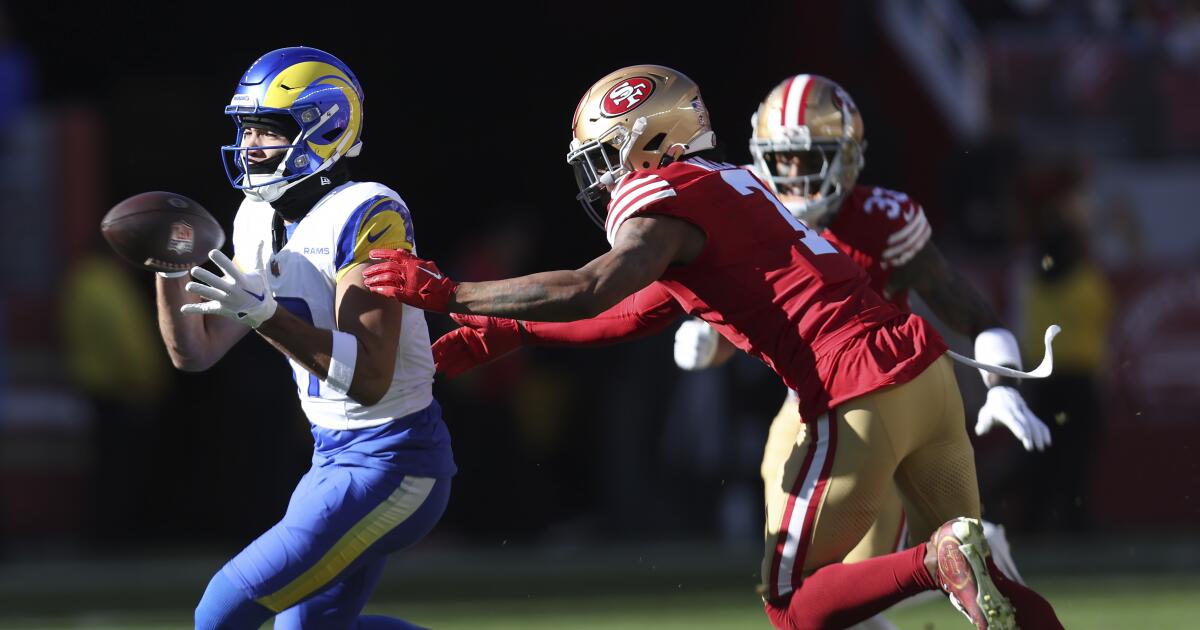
232, 181, 434, 430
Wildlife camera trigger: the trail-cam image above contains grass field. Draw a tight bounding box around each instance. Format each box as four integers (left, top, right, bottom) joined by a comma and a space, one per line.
1, 573, 1197, 629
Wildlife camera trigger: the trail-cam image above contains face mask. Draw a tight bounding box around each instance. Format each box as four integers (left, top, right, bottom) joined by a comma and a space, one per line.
783, 198, 808, 217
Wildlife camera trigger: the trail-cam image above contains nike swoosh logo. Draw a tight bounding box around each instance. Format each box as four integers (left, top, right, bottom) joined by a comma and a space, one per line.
243, 288, 265, 301
416, 266, 444, 280
366, 226, 391, 243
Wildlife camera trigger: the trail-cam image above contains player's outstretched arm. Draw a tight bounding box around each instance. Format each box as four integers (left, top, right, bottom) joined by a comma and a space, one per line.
888, 242, 1004, 343
453, 216, 698, 320
156, 268, 251, 372
366, 215, 702, 322
890, 242, 1052, 451
433, 284, 683, 377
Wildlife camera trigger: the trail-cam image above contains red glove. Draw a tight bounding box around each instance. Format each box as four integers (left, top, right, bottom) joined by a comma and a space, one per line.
432, 313, 525, 378
364, 249, 458, 313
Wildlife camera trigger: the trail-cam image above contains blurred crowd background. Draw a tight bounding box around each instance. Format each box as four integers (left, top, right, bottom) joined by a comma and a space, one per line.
0, 0, 1198, 593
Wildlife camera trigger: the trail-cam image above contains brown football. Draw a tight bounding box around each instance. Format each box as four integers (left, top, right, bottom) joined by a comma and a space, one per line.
100, 191, 226, 273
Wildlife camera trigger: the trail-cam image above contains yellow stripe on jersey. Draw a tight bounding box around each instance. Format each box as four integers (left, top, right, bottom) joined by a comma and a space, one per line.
334, 195, 414, 283
254, 476, 436, 613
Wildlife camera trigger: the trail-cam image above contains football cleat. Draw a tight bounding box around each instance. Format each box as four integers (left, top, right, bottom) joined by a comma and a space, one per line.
931, 517, 1017, 630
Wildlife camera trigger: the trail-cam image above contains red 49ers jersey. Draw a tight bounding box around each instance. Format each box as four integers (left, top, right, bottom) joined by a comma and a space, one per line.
822, 186, 932, 310
606, 157, 946, 421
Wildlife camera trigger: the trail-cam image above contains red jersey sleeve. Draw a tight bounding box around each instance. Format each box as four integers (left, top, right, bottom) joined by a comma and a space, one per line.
604, 171, 680, 245
872, 188, 931, 270
523, 282, 682, 346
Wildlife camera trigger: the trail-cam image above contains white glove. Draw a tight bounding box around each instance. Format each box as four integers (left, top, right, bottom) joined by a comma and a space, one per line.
181, 249, 277, 328
981, 520, 1026, 585
975, 386, 1052, 452
674, 318, 720, 370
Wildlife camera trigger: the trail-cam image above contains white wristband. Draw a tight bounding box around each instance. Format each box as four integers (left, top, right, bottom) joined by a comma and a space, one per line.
325, 330, 358, 395
974, 328, 1022, 384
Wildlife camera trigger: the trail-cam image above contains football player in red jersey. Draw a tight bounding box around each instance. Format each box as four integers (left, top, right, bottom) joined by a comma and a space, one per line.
427, 74, 1043, 630
691, 75, 1048, 448
364, 66, 1062, 630
673, 74, 1048, 629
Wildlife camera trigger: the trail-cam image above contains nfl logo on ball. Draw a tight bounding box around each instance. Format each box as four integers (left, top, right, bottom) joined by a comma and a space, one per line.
167, 221, 195, 255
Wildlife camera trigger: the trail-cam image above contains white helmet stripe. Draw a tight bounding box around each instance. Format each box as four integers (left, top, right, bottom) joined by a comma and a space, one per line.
782, 74, 811, 128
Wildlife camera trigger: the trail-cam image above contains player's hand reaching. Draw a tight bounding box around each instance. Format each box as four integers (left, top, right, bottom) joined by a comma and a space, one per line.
975, 386, 1052, 452
181, 249, 277, 328
432, 314, 525, 378
674, 318, 721, 370
364, 249, 458, 313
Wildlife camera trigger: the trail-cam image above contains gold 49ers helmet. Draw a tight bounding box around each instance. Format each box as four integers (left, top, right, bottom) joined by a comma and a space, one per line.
567, 65, 716, 227
749, 74, 864, 227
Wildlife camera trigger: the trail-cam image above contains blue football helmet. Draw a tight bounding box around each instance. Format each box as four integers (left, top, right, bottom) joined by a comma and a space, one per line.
221, 46, 365, 203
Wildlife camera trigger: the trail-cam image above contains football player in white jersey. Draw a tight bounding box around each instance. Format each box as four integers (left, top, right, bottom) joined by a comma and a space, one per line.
154, 47, 453, 630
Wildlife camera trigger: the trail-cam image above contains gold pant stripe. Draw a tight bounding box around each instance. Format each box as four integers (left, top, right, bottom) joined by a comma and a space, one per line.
256, 476, 436, 613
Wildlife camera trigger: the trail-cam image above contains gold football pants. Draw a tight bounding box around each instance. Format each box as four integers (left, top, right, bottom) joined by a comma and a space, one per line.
760, 354, 980, 600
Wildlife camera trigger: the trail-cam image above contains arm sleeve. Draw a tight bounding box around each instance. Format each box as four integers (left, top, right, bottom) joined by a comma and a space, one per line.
522, 282, 682, 346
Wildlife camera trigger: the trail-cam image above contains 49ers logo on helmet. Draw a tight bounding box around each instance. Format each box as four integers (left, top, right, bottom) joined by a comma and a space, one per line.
602, 77, 655, 117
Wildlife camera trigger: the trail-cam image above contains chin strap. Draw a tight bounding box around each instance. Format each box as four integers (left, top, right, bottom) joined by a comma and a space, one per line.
620, 117, 648, 165
598, 117, 648, 187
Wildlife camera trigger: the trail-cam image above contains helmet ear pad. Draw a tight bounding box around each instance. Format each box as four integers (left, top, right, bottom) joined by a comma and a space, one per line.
291, 82, 362, 160
659, 142, 688, 167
